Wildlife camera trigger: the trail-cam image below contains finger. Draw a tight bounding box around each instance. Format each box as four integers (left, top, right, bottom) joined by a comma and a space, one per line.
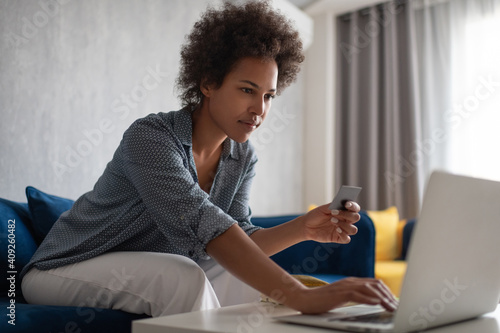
331, 225, 351, 243
374, 280, 399, 307
365, 282, 398, 312
328, 279, 385, 307
336, 221, 358, 236
338, 290, 382, 307
365, 279, 397, 301
332, 210, 360, 223
365, 280, 399, 311
345, 201, 361, 213
331, 277, 397, 312
338, 278, 398, 311
336, 233, 351, 244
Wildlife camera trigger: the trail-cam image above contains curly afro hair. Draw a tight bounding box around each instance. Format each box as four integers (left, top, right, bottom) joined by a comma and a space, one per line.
176, 0, 305, 109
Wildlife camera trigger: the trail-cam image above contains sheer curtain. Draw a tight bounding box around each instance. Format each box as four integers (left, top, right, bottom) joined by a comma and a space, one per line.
335, 0, 500, 219
413, 0, 500, 184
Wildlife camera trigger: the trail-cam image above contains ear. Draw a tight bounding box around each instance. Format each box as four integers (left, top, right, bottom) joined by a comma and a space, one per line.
200, 79, 212, 98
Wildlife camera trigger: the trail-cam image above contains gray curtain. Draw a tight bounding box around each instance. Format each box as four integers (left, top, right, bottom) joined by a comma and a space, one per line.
335, 1, 422, 219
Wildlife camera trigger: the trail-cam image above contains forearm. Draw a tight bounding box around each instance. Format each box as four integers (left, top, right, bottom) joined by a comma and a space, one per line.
206, 224, 307, 307
206, 223, 399, 314
249, 216, 306, 256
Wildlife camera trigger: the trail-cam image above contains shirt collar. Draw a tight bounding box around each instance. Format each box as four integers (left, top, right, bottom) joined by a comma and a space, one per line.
222, 137, 239, 161
174, 108, 239, 161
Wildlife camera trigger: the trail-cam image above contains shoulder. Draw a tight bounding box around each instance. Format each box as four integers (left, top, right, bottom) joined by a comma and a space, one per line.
125, 112, 173, 135
120, 110, 187, 158
123, 110, 185, 143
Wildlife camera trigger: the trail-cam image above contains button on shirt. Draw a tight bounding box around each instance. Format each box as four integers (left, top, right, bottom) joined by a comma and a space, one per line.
21, 108, 262, 277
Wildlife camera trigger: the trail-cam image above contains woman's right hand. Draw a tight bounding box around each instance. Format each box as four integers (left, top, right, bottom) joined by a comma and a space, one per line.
285, 277, 399, 314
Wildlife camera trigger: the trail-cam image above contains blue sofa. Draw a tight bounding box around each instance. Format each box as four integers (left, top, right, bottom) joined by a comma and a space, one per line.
0, 187, 375, 333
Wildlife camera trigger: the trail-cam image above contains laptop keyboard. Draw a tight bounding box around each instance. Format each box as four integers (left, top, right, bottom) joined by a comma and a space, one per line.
334, 311, 394, 324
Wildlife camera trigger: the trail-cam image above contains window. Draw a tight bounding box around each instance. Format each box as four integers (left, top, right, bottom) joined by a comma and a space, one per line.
447, 11, 500, 181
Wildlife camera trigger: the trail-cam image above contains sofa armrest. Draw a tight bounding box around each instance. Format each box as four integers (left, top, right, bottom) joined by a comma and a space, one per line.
401, 218, 417, 260
330, 211, 375, 278
251, 212, 375, 279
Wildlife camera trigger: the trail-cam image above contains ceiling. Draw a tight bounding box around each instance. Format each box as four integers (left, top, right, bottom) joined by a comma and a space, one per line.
287, 0, 320, 9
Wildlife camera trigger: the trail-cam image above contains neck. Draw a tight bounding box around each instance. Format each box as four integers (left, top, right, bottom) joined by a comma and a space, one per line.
191, 103, 227, 158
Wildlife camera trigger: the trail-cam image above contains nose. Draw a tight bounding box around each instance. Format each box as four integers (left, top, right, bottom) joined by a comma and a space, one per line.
250, 96, 266, 117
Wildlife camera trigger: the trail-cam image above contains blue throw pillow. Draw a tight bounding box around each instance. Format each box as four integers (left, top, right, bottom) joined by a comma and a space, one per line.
25, 187, 74, 244
0, 198, 37, 295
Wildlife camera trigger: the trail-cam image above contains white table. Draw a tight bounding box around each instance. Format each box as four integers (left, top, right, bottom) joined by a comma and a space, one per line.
132, 302, 500, 333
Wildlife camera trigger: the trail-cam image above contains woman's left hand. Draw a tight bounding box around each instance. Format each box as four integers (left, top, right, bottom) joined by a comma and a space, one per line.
301, 201, 361, 244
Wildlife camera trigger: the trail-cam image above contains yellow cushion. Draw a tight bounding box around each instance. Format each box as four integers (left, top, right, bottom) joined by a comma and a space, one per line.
367, 206, 400, 261
375, 261, 407, 297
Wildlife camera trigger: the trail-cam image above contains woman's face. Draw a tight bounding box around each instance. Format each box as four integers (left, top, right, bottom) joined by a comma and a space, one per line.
202, 57, 278, 143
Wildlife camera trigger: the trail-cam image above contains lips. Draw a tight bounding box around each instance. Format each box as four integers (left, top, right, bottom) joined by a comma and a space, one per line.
239, 119, 260, 128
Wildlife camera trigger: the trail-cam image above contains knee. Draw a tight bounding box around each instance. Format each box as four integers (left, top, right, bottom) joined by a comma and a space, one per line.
142, 254, 219, 315
150, 254, 208, 288
173, 256, 208, 286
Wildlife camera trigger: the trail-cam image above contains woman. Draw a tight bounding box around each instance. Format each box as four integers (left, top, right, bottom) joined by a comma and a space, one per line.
21, 1, 398, 316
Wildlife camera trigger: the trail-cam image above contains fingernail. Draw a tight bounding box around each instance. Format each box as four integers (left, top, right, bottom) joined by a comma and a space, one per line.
331, 210, 340, 215
346, 202, 352, 208
336, 227, 343, 233
330, 217, 339, 223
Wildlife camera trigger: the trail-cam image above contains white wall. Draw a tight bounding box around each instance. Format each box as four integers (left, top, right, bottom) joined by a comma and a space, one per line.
302, 11, 336, 209
0, 0, 306, 216
250, 72, 305, 215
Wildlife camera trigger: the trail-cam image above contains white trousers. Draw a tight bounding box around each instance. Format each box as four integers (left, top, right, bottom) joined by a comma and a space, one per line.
21, 252, 260, 317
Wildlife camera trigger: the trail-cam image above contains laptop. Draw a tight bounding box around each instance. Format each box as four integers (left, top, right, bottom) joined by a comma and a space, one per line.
277, 170, 500, 332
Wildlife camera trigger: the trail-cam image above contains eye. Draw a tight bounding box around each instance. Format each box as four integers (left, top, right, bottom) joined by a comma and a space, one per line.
241, 88, 253, 94
265, 94, 276, 101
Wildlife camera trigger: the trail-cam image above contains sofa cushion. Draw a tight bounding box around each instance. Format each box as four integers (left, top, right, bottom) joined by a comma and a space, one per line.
0, 198, 37, 296
25, 186, 75, 244
367, 206, 400, 261
375, 260, 407, 297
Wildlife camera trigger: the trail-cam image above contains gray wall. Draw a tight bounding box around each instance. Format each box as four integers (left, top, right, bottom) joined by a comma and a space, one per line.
0, 0, 304, 215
